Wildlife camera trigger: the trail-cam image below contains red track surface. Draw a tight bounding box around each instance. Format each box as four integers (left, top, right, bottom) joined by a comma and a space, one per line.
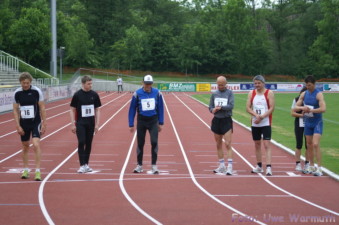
0, 92, 338, 225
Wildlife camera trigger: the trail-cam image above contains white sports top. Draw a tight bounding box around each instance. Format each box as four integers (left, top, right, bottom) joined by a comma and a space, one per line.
251, 91, 270, 127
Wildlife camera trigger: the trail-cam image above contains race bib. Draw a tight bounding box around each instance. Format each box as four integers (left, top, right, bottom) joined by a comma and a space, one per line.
81, 105, 95, 117
141, 98, 155, 111
304, 105, 314, 117
299, 117, 304, 127
254, 105, 266, 115
214, 98, 228, 107
20, 105, 34, 119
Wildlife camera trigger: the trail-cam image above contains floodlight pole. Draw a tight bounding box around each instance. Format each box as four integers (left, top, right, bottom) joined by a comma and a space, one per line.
50, 0, 57, 77
59, 47, 65, 83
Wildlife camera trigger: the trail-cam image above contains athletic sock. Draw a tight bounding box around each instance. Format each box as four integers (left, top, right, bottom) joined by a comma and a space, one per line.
227, 159, 233, 167
219, 159, 225, 167
35, 168, 40, 172
296, 161, 301, 165
305, 161, 309, 165
266, 164, 272, 168
257, 162, 262, 168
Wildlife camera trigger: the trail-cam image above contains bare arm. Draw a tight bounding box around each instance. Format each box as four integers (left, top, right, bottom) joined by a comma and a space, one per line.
261, 90, 275, 119
38, 101, 47, 135
313, 92, 326, 113
94, 107, 100, 134
294, 92, 305, 112
13, 103, 24, 136
70, 107, 77, 133
246, 90, 256, 116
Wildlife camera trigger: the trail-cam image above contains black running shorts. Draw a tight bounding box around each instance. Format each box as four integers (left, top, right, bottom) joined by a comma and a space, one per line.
20, 122, 41, 142
251, 126, 271, 141
211, 117, 233, 135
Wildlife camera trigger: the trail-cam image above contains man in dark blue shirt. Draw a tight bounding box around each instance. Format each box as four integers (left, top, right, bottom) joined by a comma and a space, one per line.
128, 75, 164, 174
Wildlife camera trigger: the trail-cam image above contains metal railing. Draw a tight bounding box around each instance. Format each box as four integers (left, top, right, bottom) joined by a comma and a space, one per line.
0, 51, 19, 71
0, 50, 59, 87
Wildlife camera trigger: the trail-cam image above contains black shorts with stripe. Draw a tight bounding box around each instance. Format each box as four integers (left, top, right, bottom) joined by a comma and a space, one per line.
211, 117, 233, 135
20, 121, 41, 142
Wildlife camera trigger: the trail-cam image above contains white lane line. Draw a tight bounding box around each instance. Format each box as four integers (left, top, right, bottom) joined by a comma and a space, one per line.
0, 92, 119, 139
179, 94, 339, 216
119, 132, 162, 225
38, 98, 131, 225
215, 195, 291, 197
188, 93, 339, 181
0, 94, 128, 163
166, 94, 266, 225
0, 123, 71, 164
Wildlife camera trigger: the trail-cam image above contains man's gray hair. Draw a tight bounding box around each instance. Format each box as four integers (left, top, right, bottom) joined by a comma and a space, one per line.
253, 75, 265, 83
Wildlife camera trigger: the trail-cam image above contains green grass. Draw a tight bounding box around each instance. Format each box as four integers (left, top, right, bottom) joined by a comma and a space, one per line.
192, 92, 339, 174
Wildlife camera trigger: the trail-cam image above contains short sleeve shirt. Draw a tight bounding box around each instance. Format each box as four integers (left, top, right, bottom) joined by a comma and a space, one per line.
70, 89, 101, 124
14, 85, 44, 125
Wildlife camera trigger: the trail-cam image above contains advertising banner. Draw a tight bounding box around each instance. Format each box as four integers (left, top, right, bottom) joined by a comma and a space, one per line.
211, 83, 241, 92
227, 84, 241, 91
196, 83, 211, 92
158, 83, 196, 92
0, 91, 14, 113
324, 83, 339, 91
48, 86, 70, 101
277, 83, 304, 91
240, 83, 277, 91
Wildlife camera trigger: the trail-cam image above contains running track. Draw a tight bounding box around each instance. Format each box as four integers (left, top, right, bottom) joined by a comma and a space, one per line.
0, 92, 338, 225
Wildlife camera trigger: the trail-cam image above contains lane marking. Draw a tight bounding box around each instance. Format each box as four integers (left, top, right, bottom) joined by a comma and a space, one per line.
166, 94, 266, 225
119, 131, 162, 225
36, 96, 130, 225
215, 195, 291, 198
0, 94, 128, 164
0, 92, 118, 139
286, 172, 300, 177
181, 93, 339, 216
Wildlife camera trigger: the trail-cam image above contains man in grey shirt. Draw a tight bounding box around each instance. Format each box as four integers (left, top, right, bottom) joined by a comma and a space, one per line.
209, 76, 234, 175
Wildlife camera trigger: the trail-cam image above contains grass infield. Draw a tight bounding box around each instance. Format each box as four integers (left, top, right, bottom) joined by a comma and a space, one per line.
192, 92, 339, 174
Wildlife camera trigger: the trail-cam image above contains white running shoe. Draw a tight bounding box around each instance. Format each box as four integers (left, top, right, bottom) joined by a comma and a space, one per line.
150, 165, 159, 174
251, 165, 263, 173
85, 164, 93, 172
311, 166, 318, 174
313, 168, 323, 176
266, 167, 272, 176
77, 165, 86, 173
302, 163, 310, 174
226, 165, 233, 175
213, 165, 226, 173
295, 163, 302, 171
133, 165, 143, 173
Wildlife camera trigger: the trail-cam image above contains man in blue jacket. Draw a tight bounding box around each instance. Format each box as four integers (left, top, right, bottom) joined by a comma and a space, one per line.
128, 75, 164, 174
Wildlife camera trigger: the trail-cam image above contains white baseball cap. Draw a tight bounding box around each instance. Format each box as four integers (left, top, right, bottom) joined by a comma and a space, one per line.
143, 75, 153, 84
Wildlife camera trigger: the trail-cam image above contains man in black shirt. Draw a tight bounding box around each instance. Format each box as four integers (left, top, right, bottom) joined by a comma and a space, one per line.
13, 72, 47, 181
70, 75, 101, 173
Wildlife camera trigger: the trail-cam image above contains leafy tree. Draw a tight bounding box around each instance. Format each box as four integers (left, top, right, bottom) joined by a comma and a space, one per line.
110, 40, 128, 71
0, 0, 15, 49
6, 7, 50, 67
124, 25, 147, 71
307, 0, 339, 78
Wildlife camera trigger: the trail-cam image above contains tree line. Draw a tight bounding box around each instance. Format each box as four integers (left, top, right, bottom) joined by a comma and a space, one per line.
0, 0, 338, 78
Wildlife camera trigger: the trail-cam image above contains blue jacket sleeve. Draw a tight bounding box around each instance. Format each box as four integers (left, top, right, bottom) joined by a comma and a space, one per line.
128, 94, 138, 127
158, 92, 164, 125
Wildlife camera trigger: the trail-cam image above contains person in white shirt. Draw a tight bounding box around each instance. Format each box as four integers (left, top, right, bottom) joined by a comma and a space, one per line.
117, 76, 123, 93
246, 75, 275, 176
